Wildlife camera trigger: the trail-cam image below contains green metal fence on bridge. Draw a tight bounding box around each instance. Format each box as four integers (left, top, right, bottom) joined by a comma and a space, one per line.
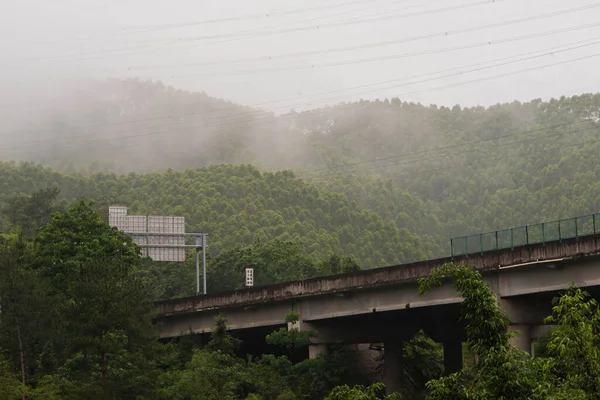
451, 213, 600, 257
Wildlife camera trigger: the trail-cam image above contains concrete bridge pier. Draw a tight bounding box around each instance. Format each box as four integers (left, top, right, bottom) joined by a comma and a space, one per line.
383, 340, 405, 395
499, 297, 552, 356
345, 344, 380, 383
421, 313, 465, 376
289, 319, 333, 359
509, 324, 532, 355
308, 343, 328, 359
443, 339, 463, 375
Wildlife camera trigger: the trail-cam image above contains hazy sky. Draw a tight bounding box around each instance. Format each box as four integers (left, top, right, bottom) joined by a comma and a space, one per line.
2, 0, 600, 112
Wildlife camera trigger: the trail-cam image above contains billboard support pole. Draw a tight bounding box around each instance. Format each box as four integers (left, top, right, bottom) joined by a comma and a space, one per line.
202, 234, 207, 295
108, 205, 208, 296
195, 238, 200, 296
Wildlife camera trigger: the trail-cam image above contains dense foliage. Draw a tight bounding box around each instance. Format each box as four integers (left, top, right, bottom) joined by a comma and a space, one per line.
0, 163, 431, 277
419, 263, 600, 399
1, 202, 600, 398
0, 202, 364, 399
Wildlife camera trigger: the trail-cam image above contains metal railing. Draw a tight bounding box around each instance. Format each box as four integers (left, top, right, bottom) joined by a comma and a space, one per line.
451, 213, 600, 257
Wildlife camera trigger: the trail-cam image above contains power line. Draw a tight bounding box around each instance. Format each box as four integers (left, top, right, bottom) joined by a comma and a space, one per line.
393, 49, 600, 99
24, 0, 384, 46
174, 0, 499, 43
123, 21, 600, 72
6, 47, 599, 154
4, 20, 599, 119
4, 40, 600, 159
27, 0, 533, 62
252, 36, 600, 118
164, 28, 600, 79
113, 0, 381, 32
47, 2, 595, 62
5, 29, 598, 142
26, 0, 428, 62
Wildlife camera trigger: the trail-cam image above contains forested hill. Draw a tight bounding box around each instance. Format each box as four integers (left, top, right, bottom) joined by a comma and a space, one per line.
0, 162, 432, 268
3, 78, 600, 261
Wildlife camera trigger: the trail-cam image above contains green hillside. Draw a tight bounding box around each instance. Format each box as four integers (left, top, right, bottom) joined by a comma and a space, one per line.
0, 162, 431, 268
3, 79, 600, 271
296, 95, 600, 241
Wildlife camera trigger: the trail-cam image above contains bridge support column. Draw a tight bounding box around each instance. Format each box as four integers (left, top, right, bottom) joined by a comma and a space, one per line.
383, 340, 404, 395
308, 344, 328, 359
509, 324, 532, 355
443, 340, 463, 375
498, 297, 548, 357
345, 344, 380, 383
289, 319, 331, 359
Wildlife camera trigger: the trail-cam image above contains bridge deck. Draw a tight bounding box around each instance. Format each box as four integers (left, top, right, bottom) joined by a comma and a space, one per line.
155, 234, 600, 318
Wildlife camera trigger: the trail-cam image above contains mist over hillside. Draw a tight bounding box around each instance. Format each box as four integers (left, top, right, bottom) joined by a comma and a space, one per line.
2, 78, 600, 259
1, 79, 303, 173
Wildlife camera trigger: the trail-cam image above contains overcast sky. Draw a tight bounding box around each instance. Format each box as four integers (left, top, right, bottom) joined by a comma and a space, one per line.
2, 0, 600, 112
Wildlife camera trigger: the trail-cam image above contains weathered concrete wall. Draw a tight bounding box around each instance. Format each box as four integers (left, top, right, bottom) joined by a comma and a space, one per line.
157, 299, 292, 338
497, 258, 600, 297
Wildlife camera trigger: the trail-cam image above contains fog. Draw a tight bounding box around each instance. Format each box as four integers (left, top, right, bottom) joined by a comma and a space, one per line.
2, 0, 600, 171
3, 0, 600, 110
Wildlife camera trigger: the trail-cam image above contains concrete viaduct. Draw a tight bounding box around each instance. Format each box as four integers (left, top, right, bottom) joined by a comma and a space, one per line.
154, 234, 600, 393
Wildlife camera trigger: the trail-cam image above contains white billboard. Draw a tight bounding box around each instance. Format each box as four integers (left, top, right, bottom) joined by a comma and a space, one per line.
147, 216, 185, 262
108, 206, 127, 217
108, 206, 128, 231
108, 206, 206, 294
108, 207, 188, 262
128, 215, 149, 257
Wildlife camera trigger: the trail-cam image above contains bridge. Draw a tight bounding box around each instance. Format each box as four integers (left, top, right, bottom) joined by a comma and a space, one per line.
154, 214, 600, 393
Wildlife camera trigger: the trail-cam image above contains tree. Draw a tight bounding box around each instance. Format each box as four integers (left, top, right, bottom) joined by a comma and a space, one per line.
317, 254, 362, 276
207, 239, 364, 295
0, 233, 54, 398
419, 263, 600, 399
206, 314, 241, 356
1, 194, 29, 230
49, 258, 159, 399
207, 239, 319, 293
158, 315, 249, 400
0, 351, 22, 400
24, 202, 158, 398
325, 382, 401, 400
265, 312, 315, 356
32, 199, 141, 293
401, 331, 444, 399
0, 235, 29, 397
419, 263, 537, 399
544, 287, 600, 396
21, 185, 61, 236
1, 185, 61, 237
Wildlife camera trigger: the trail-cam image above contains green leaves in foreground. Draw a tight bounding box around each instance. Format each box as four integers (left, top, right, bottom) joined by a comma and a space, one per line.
544, 287, 600, 396
324, 382, 401, 400
419, 263, 600, 400
266, 312, 315, 355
